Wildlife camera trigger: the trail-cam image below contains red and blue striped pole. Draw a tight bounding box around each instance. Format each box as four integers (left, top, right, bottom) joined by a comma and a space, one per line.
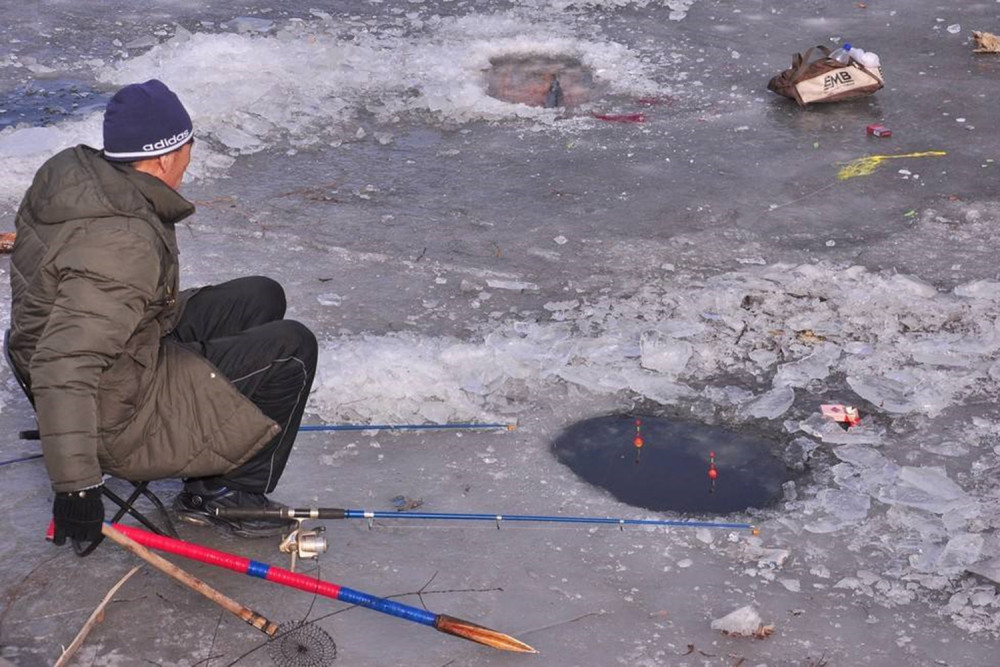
108, 524, 535, 653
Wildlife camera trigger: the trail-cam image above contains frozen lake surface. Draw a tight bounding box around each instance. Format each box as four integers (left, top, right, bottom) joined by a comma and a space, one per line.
2, 0, 1000, 665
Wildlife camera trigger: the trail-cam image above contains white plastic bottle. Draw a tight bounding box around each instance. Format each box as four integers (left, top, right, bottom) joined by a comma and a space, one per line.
828, 43, 852, 64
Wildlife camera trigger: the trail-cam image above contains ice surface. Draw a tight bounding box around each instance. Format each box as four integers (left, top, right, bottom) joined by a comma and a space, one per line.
6, 0, 1000, 657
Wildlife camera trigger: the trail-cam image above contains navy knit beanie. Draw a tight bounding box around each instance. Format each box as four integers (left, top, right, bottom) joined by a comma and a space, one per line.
103, 79, 193, 162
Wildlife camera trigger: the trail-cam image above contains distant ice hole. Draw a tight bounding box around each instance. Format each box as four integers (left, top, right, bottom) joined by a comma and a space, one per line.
552, 415, 792, 514
0, 79, 109, 130
484, 54, 602, 109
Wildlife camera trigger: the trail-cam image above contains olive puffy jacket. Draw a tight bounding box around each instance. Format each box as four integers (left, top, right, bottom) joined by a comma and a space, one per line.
9, 146, 279, 493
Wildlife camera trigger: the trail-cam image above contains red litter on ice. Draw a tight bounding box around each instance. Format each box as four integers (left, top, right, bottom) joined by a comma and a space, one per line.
821, 404, 861, 426
867, 124, 892, 138
591, 112, 646, 123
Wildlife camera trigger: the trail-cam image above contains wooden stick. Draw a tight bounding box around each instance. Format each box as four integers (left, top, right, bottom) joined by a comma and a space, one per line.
100, 524, 279, 638
55, 565, 142, 667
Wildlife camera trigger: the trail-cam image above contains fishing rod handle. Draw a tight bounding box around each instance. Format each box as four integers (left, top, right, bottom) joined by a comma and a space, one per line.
214, 507, 347, 520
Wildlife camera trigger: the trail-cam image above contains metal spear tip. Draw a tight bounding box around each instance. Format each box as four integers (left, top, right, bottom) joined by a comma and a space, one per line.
434, 614, 538, 653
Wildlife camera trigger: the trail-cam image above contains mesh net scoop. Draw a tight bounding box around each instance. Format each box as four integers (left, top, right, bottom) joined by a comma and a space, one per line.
267, 621, 337, 667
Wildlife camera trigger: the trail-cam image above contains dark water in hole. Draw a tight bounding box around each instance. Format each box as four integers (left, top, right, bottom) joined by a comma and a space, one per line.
0, 79, 108, 130
552, 415, 791, 514
484, 54, 604, 108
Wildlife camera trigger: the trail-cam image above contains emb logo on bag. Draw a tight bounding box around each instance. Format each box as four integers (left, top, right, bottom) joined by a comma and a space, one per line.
822, 70, 855, 91
795, 64, 880, 105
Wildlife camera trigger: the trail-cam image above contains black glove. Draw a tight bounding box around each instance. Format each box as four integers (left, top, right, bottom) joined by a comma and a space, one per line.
52, 486, 105, 548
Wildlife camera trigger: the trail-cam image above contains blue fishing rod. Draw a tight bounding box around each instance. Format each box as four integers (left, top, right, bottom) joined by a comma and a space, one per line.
216, 506, 758, 533
299, 422, 514, 433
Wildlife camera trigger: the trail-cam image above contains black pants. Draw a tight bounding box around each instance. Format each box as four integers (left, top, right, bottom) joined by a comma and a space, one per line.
168, 277, 318, 493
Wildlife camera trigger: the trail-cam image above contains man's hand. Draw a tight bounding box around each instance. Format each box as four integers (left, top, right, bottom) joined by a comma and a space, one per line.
52, 486, 105, 547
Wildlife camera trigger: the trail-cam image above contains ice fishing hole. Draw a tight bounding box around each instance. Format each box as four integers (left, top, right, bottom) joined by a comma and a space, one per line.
484, 54, 602, 108
0, 79, 109, 130
552, 415, 792, 514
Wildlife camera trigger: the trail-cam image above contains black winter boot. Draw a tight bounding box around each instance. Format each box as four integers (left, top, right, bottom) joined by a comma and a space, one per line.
174, 480, 293, 538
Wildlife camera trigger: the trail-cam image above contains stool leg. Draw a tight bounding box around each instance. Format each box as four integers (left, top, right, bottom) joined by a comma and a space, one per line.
101, 486, 166, 536
136, 483, 179, 538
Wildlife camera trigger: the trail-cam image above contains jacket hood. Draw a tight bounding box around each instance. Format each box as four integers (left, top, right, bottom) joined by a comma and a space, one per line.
27, 145, 194, 227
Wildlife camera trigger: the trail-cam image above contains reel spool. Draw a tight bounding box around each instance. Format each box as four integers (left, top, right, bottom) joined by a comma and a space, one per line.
279, 519, 329, 571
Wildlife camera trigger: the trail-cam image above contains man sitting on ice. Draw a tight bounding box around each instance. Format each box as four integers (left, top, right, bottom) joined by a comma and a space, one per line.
9, 79, 318, 548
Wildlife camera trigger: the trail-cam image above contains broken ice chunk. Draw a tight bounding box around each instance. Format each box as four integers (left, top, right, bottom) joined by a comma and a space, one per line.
485, 279, 539, 292
804, 489, 871, 533
710, 605, 774, 638
639, 332, 693, 375
742, 386, 795, 420
886, 273, 937, 298
794, 414, 882, 445
954, 279, 1000, 299
125, 35, 158, 49
967, 557, 1000, 585
780, 578, 801, 593
846, 372, 919, 414
543, 299, 580, 312
937, 534, 984, 573
876, 466, 969, 515
907, 337, 979, 368
627, 374, 695, 404
772, 343, 841, 388
223, 17, 275, 33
